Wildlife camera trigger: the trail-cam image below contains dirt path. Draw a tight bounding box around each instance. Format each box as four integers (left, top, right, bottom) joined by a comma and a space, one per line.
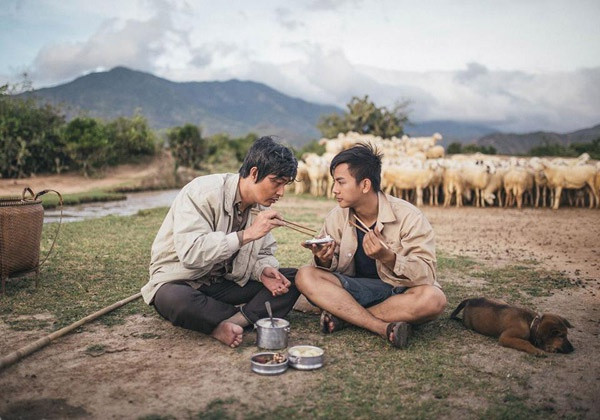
0, 204, 599, 419
0, 154, 176, 196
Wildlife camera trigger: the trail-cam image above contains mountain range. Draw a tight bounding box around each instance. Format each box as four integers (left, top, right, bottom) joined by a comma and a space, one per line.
20, 67, 599, 153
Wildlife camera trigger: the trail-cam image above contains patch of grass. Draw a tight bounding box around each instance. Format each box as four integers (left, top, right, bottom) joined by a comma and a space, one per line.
138, 415, 176, 420
437, 251, 575, 307
0, 208, 163, 327
39, 190, 126, 209
0, 196, 582, 418
197, 398, 239, 420
84, 343, 107, 357
5, 318, 51, 331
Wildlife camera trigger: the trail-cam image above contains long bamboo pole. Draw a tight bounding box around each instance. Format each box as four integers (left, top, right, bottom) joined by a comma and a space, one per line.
0, 292, 142, 371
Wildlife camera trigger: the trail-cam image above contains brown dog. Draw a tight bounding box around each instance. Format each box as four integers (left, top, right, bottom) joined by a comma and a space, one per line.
450, 297, 574, 355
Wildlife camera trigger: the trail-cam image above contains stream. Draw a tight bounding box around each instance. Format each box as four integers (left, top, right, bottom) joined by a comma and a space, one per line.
43, 189, 180, 223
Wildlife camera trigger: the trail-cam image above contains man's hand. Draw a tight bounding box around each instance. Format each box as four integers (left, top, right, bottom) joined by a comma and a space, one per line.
260, 266, 292, 296
363, 228, 395, 269
301, 239, 336, 268
242, 210, 285, 245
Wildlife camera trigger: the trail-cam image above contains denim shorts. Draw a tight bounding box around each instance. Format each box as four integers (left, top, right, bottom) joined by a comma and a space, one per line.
332, 272, 408, 307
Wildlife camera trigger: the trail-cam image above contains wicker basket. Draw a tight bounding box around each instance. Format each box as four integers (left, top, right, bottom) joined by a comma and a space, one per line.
0, 188, 62, 294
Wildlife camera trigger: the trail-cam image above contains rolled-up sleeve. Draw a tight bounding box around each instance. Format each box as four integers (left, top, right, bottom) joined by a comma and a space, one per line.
172, 191, 240, 269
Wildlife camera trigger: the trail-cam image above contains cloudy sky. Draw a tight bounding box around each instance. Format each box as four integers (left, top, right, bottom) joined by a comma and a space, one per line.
2, 0, 599, 133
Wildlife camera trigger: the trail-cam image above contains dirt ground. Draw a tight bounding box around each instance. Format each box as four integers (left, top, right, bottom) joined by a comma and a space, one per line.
0, 153, 177, 196
1, 172, 599, 418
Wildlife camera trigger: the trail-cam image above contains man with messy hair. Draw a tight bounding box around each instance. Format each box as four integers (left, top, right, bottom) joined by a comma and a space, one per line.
296, 144, 446, 348
141, 136, 300, 347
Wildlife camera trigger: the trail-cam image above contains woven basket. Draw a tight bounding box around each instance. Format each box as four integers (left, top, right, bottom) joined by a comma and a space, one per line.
0, 188, 62, 294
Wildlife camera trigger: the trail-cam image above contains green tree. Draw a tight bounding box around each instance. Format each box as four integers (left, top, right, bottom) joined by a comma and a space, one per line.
63, 117, 109, 176
317, 95, 409, 139
168, 124, 206, 169
446, 142, 462, 154
0, 84, 66, 177
566, 138, 600, 160
106, 113, 157, 165
229, 133, 257, 162
528, 141, 573, 157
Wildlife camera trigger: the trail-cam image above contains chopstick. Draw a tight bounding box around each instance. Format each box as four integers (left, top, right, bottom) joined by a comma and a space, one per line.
353, 214, 372, 232
350, 215, 390, 250
250, 208, 317, 237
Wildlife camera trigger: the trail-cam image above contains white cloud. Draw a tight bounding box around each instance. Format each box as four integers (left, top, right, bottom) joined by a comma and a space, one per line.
13, 1, 600, 133
357, 64, 600, 133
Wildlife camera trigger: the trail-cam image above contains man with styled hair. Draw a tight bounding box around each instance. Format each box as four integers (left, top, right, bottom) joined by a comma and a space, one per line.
296, 143, 446, 348
141, 136, 300, 347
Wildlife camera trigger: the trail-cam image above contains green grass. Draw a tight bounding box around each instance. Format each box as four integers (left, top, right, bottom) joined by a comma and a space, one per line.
1, 189, 126, 209
0, 196, 581, 419
40, 190, 126, 209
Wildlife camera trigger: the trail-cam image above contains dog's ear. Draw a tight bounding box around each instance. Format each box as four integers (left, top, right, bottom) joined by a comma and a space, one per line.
558, 316, 572, 328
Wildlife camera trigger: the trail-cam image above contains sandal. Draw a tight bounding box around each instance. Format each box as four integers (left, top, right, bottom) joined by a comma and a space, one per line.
386, 322, 412, 348
319, 311, 349, 334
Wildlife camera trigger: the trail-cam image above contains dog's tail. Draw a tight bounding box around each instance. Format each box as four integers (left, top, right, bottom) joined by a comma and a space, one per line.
450, 299, 469, 320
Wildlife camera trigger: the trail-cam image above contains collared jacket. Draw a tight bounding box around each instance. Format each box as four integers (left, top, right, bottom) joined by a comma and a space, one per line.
313, 192, 440, 288
141, 173, 278, 304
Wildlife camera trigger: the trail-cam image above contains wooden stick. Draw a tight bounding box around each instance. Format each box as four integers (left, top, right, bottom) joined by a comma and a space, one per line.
282, 220, 317, 235
349, 219, 369, 234
0, 292, 142, 371
350, 217, 390, 250
250, 208, 317, 235
353, 214, 372, 232
281, 223, 315, 237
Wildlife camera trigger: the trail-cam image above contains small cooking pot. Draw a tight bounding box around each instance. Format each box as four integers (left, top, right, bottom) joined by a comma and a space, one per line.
287, 345, 324, 370
255, 318, 290, 349
250, 352, 288, 375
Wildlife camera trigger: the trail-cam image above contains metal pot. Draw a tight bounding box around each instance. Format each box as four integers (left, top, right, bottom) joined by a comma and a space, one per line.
255, 318, 290, 349
250, 352, 288, 375
287, 345, 324, 370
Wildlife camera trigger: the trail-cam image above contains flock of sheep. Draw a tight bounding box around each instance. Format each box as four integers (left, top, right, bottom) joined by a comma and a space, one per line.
293, 132, 600, 210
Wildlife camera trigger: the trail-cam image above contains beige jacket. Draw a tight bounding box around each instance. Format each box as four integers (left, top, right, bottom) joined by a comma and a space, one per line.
141, 173, 278, 304
313, 192, 440, 288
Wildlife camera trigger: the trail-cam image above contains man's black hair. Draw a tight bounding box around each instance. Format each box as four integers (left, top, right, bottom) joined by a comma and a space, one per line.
239, 136, 298, 182
330, 143, 383, 192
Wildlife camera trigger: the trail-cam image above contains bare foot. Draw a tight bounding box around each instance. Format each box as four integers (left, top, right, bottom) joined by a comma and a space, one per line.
211, 321, 244, 348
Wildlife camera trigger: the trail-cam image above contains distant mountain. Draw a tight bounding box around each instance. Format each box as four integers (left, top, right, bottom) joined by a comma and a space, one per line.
19, 66, 599, 152
21, 66, 342, 146
476, 124, 600, 155
407, 120, 498, 146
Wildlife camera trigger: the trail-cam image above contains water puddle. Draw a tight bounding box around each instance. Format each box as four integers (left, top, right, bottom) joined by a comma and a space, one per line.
44, 189, 180, 223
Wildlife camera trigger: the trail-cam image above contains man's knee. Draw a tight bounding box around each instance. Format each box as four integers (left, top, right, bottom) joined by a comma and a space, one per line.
405, 285, 447, 320
418, 286, 447, 318
295, 266, 316, 291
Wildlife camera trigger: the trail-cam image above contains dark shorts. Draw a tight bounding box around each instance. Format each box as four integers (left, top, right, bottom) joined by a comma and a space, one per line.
332, 272, 408, 307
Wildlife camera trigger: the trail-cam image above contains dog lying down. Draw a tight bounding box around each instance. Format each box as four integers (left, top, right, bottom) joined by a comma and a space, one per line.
451, 297, 574, 356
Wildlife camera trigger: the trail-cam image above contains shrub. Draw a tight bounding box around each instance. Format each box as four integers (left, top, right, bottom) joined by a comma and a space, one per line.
168, 124, 206, 169
63, 117, 109, 176
106, 114, 158, 165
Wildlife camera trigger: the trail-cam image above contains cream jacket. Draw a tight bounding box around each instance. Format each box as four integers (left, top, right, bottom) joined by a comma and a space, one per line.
141, 173, 278, 304
313, 192, 440, 288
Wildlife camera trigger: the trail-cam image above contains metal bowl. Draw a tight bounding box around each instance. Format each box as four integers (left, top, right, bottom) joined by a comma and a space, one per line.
287, 345, 324, 370
255, 318, 290, 350
250, 352, 288, 375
